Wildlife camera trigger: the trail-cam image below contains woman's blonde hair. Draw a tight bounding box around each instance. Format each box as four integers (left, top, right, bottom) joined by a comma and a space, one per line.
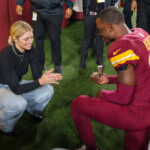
8, 21, 33, 45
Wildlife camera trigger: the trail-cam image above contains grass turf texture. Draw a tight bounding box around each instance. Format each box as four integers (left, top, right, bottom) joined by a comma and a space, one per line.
0, 11, 136, 149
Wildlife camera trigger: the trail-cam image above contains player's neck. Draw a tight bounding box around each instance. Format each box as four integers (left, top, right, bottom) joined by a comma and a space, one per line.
116, 23, 131, 39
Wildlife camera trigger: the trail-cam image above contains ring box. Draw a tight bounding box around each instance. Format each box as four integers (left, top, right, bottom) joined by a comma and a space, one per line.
91, 65, 103, 79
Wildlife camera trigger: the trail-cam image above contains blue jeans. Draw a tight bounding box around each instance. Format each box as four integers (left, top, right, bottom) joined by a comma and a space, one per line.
0, 80, 54, 132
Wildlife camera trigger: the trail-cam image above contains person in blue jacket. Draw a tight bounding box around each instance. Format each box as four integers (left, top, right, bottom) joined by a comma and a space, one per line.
16, 0, 73, 73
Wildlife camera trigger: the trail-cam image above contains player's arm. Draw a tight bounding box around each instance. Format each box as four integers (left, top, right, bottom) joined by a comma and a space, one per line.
100, 64, 135, 105
117, 64, 135, 86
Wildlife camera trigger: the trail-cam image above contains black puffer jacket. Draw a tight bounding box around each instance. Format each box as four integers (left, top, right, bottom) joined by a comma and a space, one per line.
16, 0, 73, 16
82, 0, 114, 15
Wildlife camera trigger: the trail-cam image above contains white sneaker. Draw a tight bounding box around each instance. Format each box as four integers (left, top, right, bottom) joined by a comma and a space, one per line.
148, 140, 150, 150
75, 145, 98, 150
75, 145, 87, 150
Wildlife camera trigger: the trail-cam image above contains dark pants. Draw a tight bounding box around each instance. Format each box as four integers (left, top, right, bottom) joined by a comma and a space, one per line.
71, 95, 149, 150
81, 14, 104, 66
137, 1, 150, 34
123, 0, 133, 29
32, 12, 63, 67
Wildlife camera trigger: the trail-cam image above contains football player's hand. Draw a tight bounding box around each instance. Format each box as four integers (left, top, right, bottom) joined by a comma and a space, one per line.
90, 74, 109, 85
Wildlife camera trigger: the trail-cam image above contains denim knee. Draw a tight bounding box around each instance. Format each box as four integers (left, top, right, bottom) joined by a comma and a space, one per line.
0, 89, 27, 113
45, 84, 54, 99
34, 84, 54, 103
14, 96, 28, 113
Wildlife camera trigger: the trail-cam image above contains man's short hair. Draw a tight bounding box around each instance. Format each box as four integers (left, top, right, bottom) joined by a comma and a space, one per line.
97, 6, 125, 25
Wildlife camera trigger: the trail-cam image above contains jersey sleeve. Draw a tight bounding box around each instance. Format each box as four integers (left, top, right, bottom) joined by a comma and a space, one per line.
108, 40, 140, 70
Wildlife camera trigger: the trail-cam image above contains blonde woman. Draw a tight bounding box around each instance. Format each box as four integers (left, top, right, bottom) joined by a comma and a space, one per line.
0, 21, 62, 136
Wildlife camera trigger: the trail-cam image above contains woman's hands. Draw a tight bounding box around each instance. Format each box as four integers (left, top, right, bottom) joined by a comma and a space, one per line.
38, 68, 62, 85
90, 73, 109, 85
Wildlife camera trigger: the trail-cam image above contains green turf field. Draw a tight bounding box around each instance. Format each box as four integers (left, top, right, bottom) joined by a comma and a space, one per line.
0, 11, 137, 150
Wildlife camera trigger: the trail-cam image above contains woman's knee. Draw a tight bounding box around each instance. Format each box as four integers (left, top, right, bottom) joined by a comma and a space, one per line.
0, 89, 27, 112
36, 85, 54, 102
1, 96, 27, 115
44, 84, 54, 99
14, 96, 28, 113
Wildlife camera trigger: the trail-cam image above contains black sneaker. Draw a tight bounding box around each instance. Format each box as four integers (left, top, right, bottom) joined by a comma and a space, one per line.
26, 112, 43, 122
0, 130, 15, 137
80, 63, 86, 69
54, 65, 62, 73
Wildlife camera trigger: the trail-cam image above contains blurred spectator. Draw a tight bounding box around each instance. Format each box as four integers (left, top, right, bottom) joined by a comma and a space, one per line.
80, 0, 114, 69
123, 0, 133, 29
131, 0, 150, 34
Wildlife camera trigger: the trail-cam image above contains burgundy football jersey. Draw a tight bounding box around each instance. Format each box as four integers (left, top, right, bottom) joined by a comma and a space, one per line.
108, 28, 150, 124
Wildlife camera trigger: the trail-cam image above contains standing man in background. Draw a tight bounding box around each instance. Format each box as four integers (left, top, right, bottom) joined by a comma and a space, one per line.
131, 0, 150, 34
16, 0, 73, 73
80, 0, 114, 69
123, 0, 133, 29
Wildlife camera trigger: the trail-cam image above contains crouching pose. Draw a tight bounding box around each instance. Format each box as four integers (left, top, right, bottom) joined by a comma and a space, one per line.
0, 21, 62, 136
71, 6, 150, 150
